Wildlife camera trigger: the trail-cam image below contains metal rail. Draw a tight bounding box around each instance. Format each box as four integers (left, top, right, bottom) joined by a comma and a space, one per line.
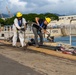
70, 19, 76, 45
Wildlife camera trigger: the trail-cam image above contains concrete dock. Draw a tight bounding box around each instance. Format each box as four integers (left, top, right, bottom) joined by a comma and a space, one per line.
0, 54, 43, 75
0, 40, 76, 75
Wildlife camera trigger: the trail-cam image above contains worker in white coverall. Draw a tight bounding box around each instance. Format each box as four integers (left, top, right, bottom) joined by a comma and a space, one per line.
12, 12, 27, 47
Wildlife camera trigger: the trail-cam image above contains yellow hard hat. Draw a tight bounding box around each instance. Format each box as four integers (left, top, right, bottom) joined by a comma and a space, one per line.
16, 12, 22, 17
45, 17, 51, 23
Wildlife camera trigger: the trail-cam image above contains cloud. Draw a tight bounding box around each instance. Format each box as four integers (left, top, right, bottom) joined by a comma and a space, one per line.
0, 0, 27, 14
8, 0, 27, 13
0, 0, 76, 15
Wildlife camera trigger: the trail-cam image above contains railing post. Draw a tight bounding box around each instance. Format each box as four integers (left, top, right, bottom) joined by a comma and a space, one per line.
70, 20, 72, 45
69, 19, 76, 45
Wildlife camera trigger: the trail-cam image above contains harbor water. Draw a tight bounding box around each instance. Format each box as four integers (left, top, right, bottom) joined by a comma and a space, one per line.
54, 36, 76, 46
27, 36, 76, 47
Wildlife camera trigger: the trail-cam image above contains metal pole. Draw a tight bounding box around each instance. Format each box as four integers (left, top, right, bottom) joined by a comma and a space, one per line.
69, 19, 76, 45
70, 20, 72, 45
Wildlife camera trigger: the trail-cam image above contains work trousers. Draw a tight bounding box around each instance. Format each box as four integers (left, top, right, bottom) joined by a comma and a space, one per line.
32, 27, 43, 45
12, 30, 25, 47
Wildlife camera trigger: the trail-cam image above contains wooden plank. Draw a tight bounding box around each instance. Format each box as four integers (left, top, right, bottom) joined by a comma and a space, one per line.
27, 46, 76, 61
0, 40, 11, 44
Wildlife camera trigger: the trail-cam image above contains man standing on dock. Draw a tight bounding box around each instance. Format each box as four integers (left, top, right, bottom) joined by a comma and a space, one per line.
32, 17, 51, 47
12, 12, 27, 48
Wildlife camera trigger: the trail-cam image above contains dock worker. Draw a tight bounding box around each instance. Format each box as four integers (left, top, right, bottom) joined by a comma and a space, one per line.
32, 17, 51, 47
12, 12, 27, 47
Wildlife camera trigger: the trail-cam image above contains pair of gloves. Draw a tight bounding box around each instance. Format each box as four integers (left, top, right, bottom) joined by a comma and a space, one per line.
20, 28, 25, 31
17, 27, 25, 31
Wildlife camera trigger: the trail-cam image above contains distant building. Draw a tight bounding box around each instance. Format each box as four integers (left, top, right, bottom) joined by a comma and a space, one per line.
59, 15, 76, 20
1, 18, 6, 20
48, 15, 76, 27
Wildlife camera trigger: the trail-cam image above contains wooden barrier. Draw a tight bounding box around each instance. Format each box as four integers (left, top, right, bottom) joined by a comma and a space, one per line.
27, 46, 76, 61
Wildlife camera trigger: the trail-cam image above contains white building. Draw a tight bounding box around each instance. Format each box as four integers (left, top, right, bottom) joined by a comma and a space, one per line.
59, 15, 76, 20
48, 15, 76, 27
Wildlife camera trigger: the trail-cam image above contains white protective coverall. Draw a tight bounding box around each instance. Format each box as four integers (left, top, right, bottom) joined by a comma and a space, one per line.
12, 18, 26, 47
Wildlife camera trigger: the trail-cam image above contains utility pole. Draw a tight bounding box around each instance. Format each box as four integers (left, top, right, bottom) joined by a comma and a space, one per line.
0, 12, 3, 18
6, 6, 13, 18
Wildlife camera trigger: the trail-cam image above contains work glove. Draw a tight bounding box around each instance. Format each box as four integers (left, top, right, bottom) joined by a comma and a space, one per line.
21, 28, 25, 31
38, 26, 42, 31
47, 34, 50, 37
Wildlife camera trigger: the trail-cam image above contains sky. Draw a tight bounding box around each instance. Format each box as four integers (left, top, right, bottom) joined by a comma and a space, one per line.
0, 0, 76, 15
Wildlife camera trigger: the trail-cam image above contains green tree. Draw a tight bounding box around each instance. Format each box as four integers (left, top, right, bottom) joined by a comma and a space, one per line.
4, 16, 15, 25
0, 18, 5, 24
44, 13, 59, 20
3, 13, 59, 25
